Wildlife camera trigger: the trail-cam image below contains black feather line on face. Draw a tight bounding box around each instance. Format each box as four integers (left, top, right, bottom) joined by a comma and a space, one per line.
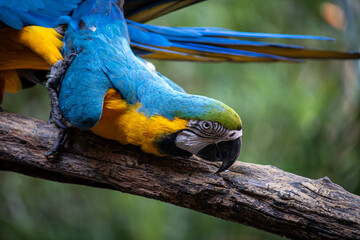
155, 131, 192, 157
189, 120, 228, 139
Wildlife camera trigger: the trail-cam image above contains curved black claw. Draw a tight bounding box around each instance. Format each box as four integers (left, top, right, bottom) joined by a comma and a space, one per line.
44, 127, 70, 156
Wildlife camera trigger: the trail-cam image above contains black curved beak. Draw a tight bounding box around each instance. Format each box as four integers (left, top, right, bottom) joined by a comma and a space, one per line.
196, 137, 242, 173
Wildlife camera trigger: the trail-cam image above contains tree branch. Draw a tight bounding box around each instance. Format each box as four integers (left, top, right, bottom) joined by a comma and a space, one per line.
0, 111, 359, 240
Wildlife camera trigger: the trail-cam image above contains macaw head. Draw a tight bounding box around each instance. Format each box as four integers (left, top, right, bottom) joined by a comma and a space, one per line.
155, 95, 242, 173
90, 89, 242, 173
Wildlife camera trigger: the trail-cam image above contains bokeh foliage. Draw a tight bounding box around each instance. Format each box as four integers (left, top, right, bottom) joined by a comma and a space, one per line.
1, 0, 359, 239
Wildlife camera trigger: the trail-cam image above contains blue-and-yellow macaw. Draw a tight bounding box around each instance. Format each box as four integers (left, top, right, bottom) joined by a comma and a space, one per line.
1, 0, 359, 172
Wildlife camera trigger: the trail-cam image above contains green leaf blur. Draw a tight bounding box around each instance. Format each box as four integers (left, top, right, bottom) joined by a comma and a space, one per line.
1, 0, 359, 239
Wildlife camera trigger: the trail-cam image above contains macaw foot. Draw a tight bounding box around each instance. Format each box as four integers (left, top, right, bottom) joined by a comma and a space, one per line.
46, 54, 75, 128
45, 54, 76, 156
44, 127, 70, 156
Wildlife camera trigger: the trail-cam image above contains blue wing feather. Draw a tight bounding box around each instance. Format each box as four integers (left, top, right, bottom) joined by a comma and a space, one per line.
128, 24, 171, 47
171, 42, 301, 62
0, 0, 81, 29
128, 21, 333, 40
127, 21, 360, 62
0, 7, 24, 29
164, 27, 334, 41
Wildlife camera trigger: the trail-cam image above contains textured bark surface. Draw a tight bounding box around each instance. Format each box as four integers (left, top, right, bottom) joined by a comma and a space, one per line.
0, 111, 359, 240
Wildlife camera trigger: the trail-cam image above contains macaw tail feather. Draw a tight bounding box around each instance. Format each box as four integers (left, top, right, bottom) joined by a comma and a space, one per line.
127, 20, 360, 62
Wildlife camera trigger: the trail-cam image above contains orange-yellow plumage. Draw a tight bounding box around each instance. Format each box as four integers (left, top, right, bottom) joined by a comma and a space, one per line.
16, 26, 63, 66
0, 26, 63, 71
1, 70, 22, 93
91, 89, 188, 155
0, 70, 22, 102
0, 26, 63, 98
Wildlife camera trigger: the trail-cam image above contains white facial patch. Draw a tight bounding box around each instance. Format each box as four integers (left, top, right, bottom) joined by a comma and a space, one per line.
175, 130, 215, 155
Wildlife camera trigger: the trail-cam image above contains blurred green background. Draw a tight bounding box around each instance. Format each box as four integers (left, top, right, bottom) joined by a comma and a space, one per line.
1, 0, 359, 239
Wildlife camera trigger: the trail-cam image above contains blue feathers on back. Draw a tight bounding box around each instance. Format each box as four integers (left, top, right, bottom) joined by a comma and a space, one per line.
1, 0, 359, 129
0, 0, 81, 29
58, 0, 239, 130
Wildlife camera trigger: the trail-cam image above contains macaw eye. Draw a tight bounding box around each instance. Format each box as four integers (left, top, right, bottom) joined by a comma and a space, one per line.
201, 121, 211, 130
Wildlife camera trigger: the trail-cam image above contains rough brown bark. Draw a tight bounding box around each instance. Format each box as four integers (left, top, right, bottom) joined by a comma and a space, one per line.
0, 111, 359, 240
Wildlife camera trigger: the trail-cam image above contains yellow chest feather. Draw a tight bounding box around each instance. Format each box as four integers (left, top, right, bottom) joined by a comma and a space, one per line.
91, 89, 188, 156
0, 26, 63, 98
0, 26, 63, 71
